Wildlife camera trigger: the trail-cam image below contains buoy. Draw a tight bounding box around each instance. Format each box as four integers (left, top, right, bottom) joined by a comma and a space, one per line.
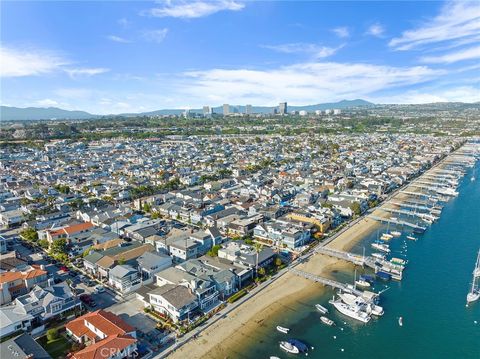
340, 327, 344, 331
474, 320, 478, 324
341, 348, 345, 352
311, 346, 314, 349
343, 322, 346, 325
333, 336, 337, 339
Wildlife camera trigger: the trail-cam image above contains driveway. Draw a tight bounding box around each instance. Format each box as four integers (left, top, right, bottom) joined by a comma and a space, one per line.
107, 297, 157, 334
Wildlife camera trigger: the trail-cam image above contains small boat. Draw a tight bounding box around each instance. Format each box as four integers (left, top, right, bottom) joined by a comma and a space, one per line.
270, 357, 281, 359
371, 242, 390, 253
277, 326, 290, 334
398, 316, 403, 326
371, 252, 386, 260
359, 274, 375, 284
320, 316, 335, 326
380, 233, 393, 241
280, 341, 299, 354
390, 257, 407, 266
406, 235, 417, 241
390, 231, 402, 237
355, 279, 371, 287
376, 271, 392, 281
315, 304, 328, 314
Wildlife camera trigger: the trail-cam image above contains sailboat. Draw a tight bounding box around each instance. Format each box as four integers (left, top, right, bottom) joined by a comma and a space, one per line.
466, 249, 480, 304
471, 167, 476, 181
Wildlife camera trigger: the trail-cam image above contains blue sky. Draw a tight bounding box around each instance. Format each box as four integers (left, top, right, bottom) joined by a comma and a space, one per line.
1, 0, 479, 114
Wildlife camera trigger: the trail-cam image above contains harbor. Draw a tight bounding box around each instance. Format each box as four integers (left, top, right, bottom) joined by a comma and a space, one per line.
235, 143, 480, 359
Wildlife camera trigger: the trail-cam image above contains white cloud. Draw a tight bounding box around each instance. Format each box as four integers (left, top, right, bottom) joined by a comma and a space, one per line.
420, 45, 480, 64
35, 99, 60, 107
372, 86, 480, 104
179, 62, 442, 106
332, 27, 350, 38
118, 18, 131, 28
366, 23, 385, 37
142, 29, 169, 43
145, 0, 244, 19
262, 43, 342, 59
389, 1, 480, 50
0, 46, 68, 77
64, 68, 110, 78
107, 35, 131, 43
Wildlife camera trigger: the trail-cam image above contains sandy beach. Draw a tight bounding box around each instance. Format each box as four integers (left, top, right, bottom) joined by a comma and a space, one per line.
169, 215, 382, 359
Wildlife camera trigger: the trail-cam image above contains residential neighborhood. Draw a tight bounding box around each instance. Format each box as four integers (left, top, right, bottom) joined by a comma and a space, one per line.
0, 132, 464, 358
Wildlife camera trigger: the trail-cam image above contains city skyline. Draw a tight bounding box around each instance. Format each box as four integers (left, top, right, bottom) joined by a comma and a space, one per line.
1, 0, 480, 114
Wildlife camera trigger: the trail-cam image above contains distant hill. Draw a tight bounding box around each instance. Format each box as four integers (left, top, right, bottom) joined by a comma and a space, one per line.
0, 106, 97, 121
1, 99, 373, 120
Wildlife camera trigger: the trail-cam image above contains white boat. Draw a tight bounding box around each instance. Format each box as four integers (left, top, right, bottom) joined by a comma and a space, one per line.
338, 292, 384, 316
398, 316, 403, 326
276, 326, 290, 334
320, 316, 335, 326
270, 357, 281, 359
355, 279, 371, 287
467, 249, 480, 303
315, 304, 328, 314
390, 231, 401, 237
329, 298, 371, 323
380, 233, 393, 241
372, 252, 386, 260
406, 235, 417, 241
390, 257, 407, 266
279, 341, 300, 354
371, 242, 390, 253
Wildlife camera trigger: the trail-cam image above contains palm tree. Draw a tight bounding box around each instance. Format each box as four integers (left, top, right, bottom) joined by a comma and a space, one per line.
253, 242, 263, 278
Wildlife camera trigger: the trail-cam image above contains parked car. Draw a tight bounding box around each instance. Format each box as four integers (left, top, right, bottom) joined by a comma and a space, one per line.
60, 266, 69, 272
85, 280, 95, 287
94, 285, 105, 294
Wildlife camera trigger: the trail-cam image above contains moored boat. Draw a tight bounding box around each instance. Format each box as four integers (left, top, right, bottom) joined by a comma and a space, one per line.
320, 316, 335, 326
329, 297, 371, 323
355, 279, 371, 287
371, 252, 386, 260
380, 233, 393, 241
279, 341, 299, 354
371, 242, 390, 253
315, 304, 328, 314
276, 326, 290, 334
406, 235, 417, 241
390, 231, 401, 237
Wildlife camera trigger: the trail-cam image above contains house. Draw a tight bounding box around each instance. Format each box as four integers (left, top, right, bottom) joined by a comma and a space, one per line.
108, 265, 141, 294
46, 222, 94, 244
147, 284, 198, 322
253, 219, 311, 249
0, 267, 48, 305
0, 333, 52, 359
13, 282, 82, 323
0, 235, 8, 253
0, 305, 34, 339
66, 310, 137, 359
137, 251, 172, 284
0, 209, 24, 228
218, 241, 275, 270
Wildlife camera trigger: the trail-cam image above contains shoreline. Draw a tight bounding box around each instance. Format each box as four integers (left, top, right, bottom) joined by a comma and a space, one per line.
169, 217, 381, 359
167, 151, 460, 359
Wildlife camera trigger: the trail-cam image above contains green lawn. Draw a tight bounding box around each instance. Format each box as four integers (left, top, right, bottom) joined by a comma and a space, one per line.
39, 335, 72, 358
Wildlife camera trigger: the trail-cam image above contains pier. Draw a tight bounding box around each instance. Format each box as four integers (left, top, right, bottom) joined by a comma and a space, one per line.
314, 246, 379, 270
288, 267, 365, 296
368, 214, 427, 231
378, 206, 426, 219
387, 200, 432, 213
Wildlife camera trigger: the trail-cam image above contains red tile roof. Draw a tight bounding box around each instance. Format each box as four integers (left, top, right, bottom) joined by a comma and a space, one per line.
66, 310, 135, 339
72, 334, 136, 359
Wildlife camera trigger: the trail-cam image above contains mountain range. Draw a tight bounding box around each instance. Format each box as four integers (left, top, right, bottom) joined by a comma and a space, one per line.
0, 99, 373, 121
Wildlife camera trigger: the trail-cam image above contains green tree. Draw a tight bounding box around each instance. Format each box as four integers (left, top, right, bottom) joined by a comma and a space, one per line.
253, 242, 263, 277
350, 201, 362, 216
38, 239, 49, 249
274, 257, 283, 267
20, 227, 38, 242
207, 245, 221, 257
50, 238, 67, 256
46, 328, 58, 341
